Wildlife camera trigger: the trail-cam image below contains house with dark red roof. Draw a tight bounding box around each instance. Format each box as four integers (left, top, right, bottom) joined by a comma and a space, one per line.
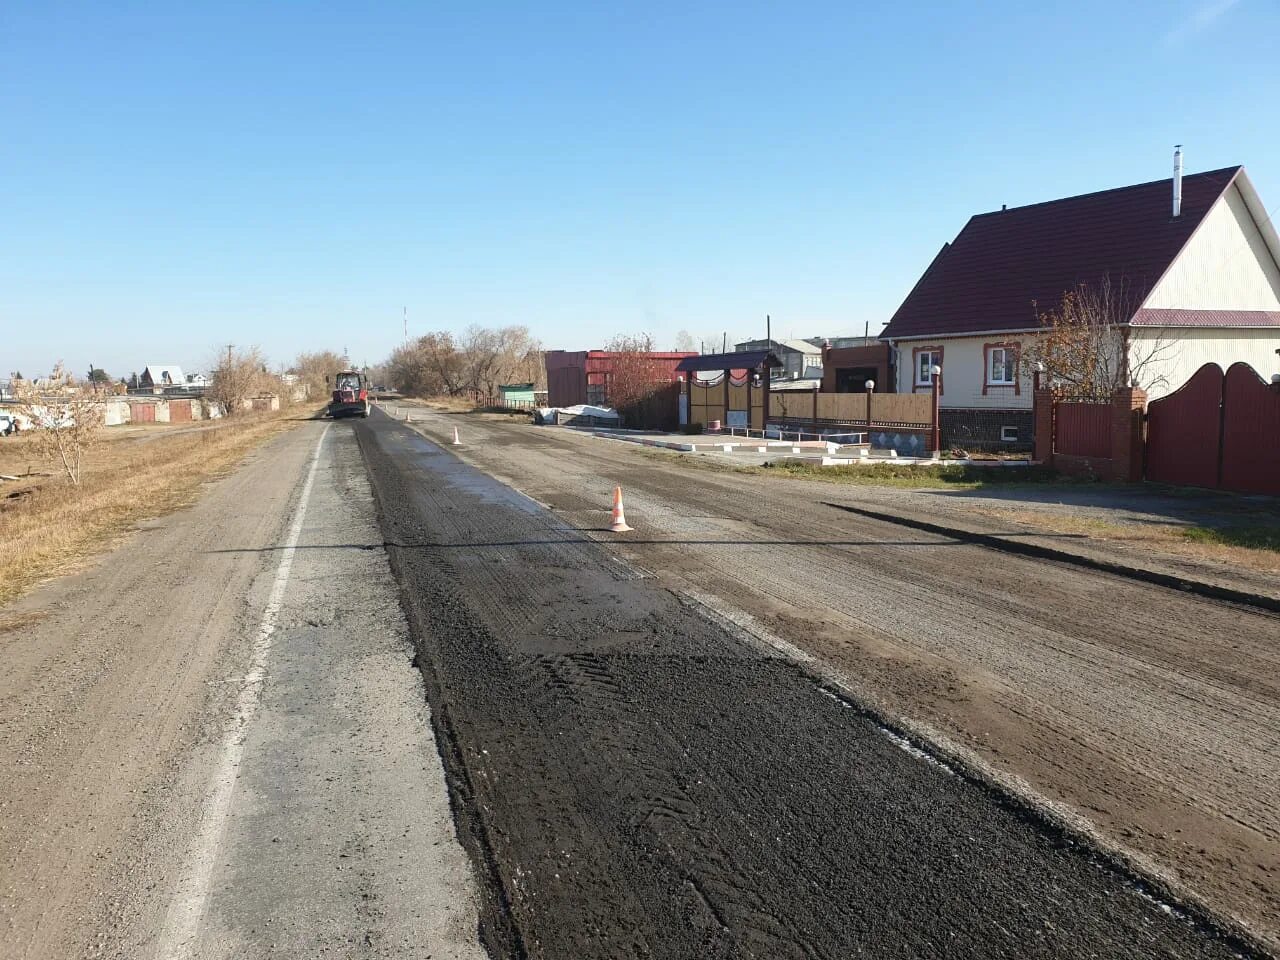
880, 160, 1280, 450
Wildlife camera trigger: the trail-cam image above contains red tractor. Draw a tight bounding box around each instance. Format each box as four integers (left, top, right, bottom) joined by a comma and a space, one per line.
327, 370, 371, 419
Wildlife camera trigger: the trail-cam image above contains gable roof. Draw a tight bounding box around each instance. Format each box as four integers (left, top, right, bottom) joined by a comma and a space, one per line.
142, 364, 184, 385
881, 166, 1244, 340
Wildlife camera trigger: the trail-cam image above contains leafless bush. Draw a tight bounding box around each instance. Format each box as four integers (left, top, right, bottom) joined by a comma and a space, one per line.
11, 362, 105, 485
209, 346, 271, 416
1023, 277, 1174, 398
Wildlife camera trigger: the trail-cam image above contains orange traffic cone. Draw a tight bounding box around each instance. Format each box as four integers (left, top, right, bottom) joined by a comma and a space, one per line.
452, 426, 462, 446
608, 486, 632, 532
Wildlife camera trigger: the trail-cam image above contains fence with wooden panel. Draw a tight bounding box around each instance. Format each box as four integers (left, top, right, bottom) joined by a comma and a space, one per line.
769, 389, 932, 428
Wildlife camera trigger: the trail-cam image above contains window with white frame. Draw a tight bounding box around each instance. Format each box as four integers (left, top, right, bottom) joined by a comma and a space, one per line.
988, 346, 1016, 385
916, 350, 940, 386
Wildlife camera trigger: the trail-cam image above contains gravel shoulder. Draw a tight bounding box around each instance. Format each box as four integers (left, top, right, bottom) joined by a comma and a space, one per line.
391, 405, 1280, 953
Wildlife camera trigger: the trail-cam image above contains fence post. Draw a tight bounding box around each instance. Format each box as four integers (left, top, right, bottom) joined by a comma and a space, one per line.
1033, 388, 1054, 465
812, 385, 819, 431
1110, 386, 1147, 482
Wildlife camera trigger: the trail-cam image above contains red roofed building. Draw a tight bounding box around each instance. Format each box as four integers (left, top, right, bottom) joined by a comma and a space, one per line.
880, 160, 1280, 449
544, 349, 696, 407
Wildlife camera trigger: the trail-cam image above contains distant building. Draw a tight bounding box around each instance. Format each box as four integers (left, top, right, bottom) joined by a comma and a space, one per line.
498, 383, 542, 406
734, 338, 822, 380
544, 350, 695, 407
138, 365, 185, 393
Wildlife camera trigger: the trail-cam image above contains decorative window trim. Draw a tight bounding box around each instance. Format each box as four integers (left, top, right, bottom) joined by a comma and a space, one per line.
983, 340, 1021, 395
912, 345, 944, 394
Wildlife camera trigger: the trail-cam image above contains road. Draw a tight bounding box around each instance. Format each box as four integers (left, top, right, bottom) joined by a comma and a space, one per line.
1, 406, 1273, 958
0, 422, 484, 959
354, 407, 1267, 958
380, 405, 1280, 953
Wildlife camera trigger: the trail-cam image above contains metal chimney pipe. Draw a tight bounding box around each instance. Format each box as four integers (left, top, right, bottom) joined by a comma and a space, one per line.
1172, 145, 1183, 218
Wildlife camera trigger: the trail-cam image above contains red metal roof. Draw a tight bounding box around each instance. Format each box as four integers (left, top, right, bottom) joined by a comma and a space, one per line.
1131, 308, 1280, 327
881, 167, 1243, 340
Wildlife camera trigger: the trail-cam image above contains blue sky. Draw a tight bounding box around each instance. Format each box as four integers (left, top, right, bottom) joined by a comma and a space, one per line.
3, 1, 1277, 378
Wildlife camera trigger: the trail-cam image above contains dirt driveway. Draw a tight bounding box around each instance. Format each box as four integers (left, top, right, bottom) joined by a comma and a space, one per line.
394, 404, 1280, 952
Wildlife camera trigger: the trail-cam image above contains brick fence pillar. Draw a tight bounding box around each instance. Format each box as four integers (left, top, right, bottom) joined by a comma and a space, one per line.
1033, 388, 1054, 465
1109, 386, 1147, 482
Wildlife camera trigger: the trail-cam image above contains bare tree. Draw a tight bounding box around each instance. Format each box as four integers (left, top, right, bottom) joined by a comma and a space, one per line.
291, 350, 347, 400
209, 346, 270, 416
11, 362, 105, 485
673, 330, 696, 352
1022, 277, 1175, 399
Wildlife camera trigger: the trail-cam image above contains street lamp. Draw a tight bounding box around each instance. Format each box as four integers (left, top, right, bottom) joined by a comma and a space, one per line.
929, 364, 942, 454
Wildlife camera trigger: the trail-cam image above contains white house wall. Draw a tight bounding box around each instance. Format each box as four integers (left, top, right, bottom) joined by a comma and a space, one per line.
893, 335, 1037, 410
1145, 184, 1280, 310
1130, 326, 1280, 399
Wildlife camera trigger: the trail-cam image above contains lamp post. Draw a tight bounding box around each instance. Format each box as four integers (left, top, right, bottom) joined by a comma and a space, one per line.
929, 364, 942, 453
864, 379, 875, 440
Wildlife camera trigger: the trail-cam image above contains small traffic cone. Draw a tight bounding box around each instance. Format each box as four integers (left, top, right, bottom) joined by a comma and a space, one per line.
452, 426, 462, 446
608, 486, 632, 532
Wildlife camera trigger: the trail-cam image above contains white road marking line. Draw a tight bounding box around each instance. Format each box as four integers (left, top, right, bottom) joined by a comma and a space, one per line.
155, 423, 330, 960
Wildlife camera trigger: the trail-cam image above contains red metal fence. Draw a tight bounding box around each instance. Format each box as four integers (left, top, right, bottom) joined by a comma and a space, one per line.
1146, 364, 1222, 490
1054, 402, 1111, 459
1146, 362, 1280, 496
1221, 363, 1280, 495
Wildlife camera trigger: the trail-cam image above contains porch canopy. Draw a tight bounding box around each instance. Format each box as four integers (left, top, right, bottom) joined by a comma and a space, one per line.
674, 350, 782, 373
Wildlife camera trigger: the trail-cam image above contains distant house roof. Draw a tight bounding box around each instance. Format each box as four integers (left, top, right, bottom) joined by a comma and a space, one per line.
499, 382, 537, 391
881, 166, 1246, 340
735, 338, 822, 355
675, 350, 782, 372
142, 365, 184, 385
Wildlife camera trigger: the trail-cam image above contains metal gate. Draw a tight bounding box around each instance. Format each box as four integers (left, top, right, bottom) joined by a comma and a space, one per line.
1146, 362, 1280, 495
1146, 364, 1222, 490
129, 402, 156, 423
169, 399, 192, 422
1220, 362, 1280, 495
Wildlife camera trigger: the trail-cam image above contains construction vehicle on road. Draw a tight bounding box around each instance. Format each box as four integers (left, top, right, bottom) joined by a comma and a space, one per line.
327, 370, 371, 419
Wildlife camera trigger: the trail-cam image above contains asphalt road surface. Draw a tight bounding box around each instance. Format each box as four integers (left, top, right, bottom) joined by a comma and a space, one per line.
0, 423, 484, 959
355, 408, 1260, 959
381, 405, 1280, 953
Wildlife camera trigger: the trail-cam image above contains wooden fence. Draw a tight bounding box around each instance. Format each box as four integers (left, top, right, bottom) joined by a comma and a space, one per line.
771, 390, 931, 428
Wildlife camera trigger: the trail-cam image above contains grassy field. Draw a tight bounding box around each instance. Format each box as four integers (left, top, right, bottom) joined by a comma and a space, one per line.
0, 412, 309, 612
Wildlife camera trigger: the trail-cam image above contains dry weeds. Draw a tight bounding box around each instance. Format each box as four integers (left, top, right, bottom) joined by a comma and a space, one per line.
0, 412, 310, 609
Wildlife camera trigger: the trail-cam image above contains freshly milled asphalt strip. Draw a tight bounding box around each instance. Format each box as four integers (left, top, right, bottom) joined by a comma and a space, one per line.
357, 409, 1253, 960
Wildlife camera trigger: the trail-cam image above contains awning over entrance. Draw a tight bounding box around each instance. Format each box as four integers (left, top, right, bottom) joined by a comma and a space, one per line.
674, 350, 782, 373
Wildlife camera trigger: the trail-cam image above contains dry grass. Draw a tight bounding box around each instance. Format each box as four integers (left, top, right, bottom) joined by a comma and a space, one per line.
0, 412, 311, 609
966, 505, 1280, 574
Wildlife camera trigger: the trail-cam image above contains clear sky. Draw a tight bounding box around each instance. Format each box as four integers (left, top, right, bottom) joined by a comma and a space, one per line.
3, 1, 1278, 379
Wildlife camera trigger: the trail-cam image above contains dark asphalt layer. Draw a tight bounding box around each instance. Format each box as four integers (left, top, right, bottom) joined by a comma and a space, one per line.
356, 411, 1251, 960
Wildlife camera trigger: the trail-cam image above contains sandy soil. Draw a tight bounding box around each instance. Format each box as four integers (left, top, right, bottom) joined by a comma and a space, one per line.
390, 405, 1280, 953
